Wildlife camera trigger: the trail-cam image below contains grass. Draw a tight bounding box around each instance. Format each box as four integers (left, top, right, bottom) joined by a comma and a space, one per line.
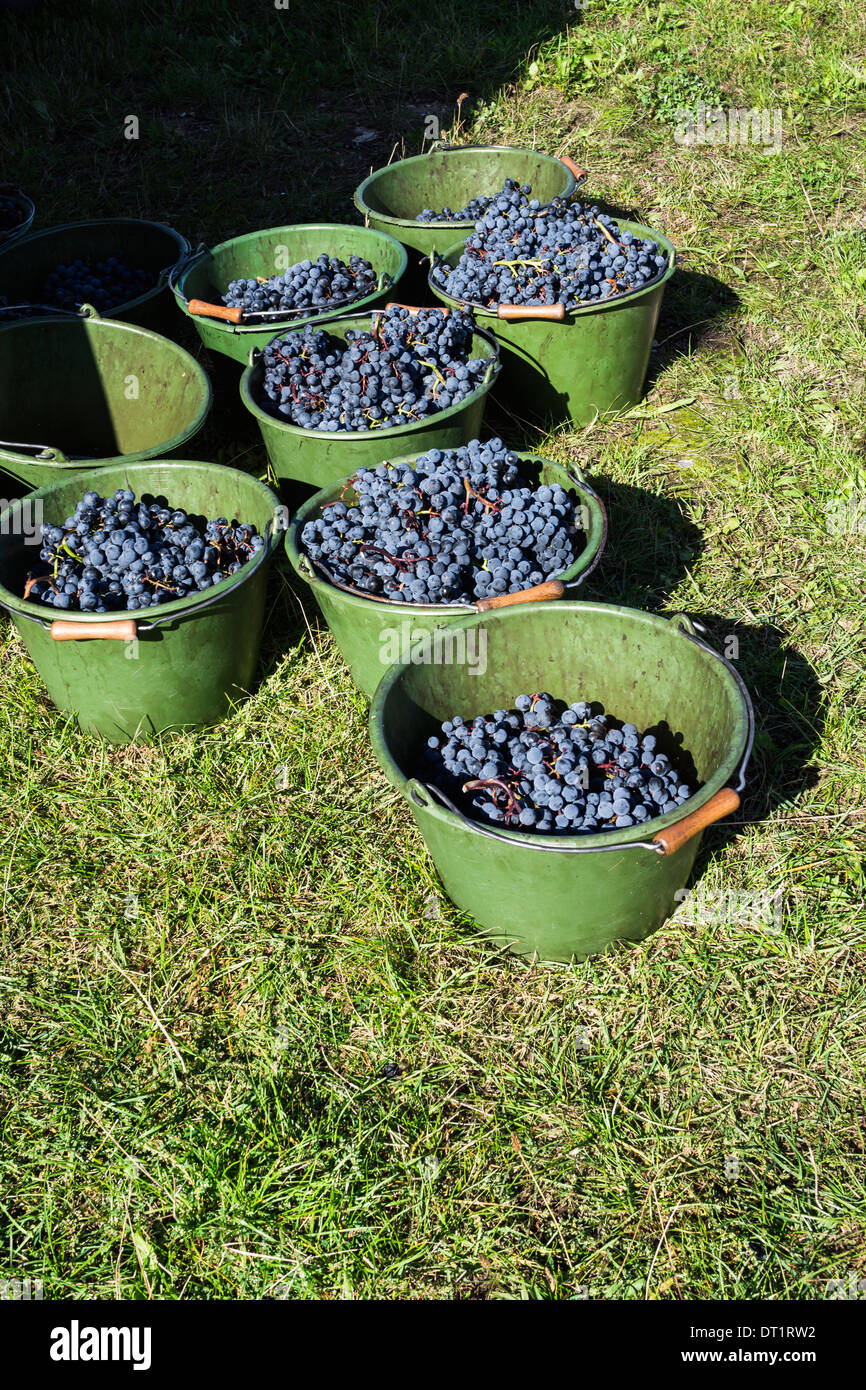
0, 0, 865, 1301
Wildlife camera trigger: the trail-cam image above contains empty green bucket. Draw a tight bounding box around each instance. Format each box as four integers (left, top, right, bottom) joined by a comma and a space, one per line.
0, 461, 281, 742
370, 603, 753, 962
0, 217, 190, 333
353, 145, 583, 260
172, 224, 409, 364
0, 309, 212, 493
239, 309, 500, 489
286, 452, 607, 697
429, 222, 676, 425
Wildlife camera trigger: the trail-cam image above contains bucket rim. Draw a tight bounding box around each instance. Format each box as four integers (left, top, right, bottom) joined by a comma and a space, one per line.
0, 216, 191, 317
353, 145, 579, 231
0, 315, 213, 469
174, 222, 409, 335
285, 449, 607, 610
0, 459, 282, 627
428, 219, 677, 319
369, 601, 753, 854
239, 316, 501, 442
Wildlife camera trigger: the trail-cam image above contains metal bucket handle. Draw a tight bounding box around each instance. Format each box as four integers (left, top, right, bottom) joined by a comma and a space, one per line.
167, 242, 212, 302
406, 612, 753, 856
0, 304, 84, 321
428, 245, 668, 319
0, 439, 69, 462
562, 466, 606, 590
298, 547, 563, 611
668, 614, 754, 795
0, 300, 101, 326
410, 779, 740, 859
193, 274, 399, 325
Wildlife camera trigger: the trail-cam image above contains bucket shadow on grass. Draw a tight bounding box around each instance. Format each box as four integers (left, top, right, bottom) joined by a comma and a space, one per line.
645, 269, 741, 392
255, 565, 309, 674
577, 477, 705, 612
674, 615, 824, 876
197, 345, 257, 442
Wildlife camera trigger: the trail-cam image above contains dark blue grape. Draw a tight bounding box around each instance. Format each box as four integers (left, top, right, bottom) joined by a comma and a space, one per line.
223, 252, 376, 315
420, 694, 697, 836
431, 191, 667, 308
257, 305, 488, 434
416, 177, 536, 223
36, 254, 153, 314
24, 488, 266, 613
300, 437, 583, 604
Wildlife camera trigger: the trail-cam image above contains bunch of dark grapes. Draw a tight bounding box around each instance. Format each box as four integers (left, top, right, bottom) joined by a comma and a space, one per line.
301, 437, 581, 604
416, 177, 532, 223
421, 693, 696, 834
223, 253, 376, 314
0, 195, 26, 233
260, 305, 488, 432
39, 255, 153, 312
25, 488, 265, 613
431, 185, 667, 308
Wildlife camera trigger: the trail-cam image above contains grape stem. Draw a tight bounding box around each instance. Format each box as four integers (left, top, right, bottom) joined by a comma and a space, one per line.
593, 217, 619, 247
462, 777, 522, 818
462, 478, 499, 514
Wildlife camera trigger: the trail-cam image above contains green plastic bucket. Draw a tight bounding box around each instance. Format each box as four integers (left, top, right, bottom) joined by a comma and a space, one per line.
353, 145, 583, 260
172, 224, 409, 364
0, 310, 212, 492
0, 185, 36, 247
0, 461, 282, 742
286, 452, 607, 697
0, 217, 190, 333
370, 603, 753, 962
239, 310, 500, 490
429, 222, 677, 425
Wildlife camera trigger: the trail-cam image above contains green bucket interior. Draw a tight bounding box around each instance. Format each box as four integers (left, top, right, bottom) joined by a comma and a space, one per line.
0, 315, 212, 466
176, 224, 408, 335
0, 217, 188, 318
373, 603, 750, 850
355, 146, 578, 227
